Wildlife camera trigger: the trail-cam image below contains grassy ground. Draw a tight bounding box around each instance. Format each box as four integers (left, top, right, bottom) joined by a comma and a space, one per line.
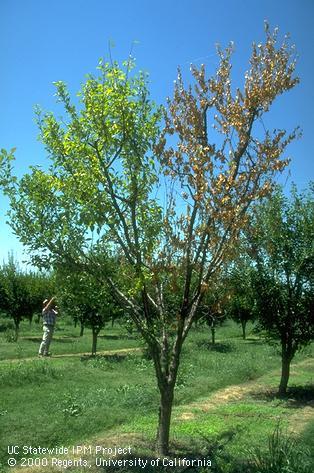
0, 317, 139, 360
0, 318, 313, 472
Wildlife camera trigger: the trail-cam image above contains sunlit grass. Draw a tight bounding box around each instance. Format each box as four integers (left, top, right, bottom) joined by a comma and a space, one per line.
0, 319, 313, 472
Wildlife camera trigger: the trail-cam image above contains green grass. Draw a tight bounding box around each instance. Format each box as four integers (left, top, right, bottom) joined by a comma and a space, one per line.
299, 420, 314, 466
0, 318, 313, 472
0, 317, 140, 360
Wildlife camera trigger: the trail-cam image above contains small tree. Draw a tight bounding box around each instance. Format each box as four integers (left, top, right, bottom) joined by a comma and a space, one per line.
225, 259, 256, 339
0, 254, 53, 334
0, 270, 9, 316
248, 184, 314, 395
196, 280, 228, 344
57, 269, 121, 355
0, 25, 299, 453
0, 255, 39, 337
25, 271, 55, 325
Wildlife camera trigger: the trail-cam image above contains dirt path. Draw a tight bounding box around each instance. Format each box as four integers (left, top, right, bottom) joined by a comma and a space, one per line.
0, 347, 141, 364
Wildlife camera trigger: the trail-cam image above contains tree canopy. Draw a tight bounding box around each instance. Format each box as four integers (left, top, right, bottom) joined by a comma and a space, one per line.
0, 254, 53, 336
248, 183, 314, 395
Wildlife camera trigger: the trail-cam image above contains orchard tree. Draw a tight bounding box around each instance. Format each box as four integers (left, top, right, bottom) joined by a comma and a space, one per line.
248, 184, 314, 396
0, 25, 299, 454
196, 279, 228, 345
26, 271, 55, 325
0, 254, 50, 337
0, 269, 9, 315
225, 259, 256, 339
56, 267, 121, 355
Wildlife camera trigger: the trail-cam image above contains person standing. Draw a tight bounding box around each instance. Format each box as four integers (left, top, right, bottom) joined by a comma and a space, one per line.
38, 296, 58, 357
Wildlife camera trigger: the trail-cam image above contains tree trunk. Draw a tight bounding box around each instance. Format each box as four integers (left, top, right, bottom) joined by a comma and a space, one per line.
211, 326, 215, 345
241, 320, 247, 340
156, 384, 174, 455
74, 319, 78, 328
278, 352, 292, 396
13, 319, 20, 341
80, 322, 84, 337
91, 328, 98, 356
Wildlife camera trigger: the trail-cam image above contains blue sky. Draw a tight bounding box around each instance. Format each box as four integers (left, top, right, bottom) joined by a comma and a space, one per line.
0, 0, 313, 264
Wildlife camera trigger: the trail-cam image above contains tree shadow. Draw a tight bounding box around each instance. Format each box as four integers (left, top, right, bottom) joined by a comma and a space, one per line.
199, 341, 235, 353
98, 429, 239, 472
98, 334, 137, 340
54, 338, 79, 344
22, 336, 77, 344
250, 384, 314, 409
243, 337, 265, 345
80, 353, 128, 363
99, 453, 216, 472
20, 337, 43, 343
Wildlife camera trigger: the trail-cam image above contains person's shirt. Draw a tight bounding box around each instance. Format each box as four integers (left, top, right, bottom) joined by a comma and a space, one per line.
42, 308, 57, 326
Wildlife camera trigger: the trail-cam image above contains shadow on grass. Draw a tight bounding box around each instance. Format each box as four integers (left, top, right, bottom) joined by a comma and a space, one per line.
98, 430, 240, 472
199, 341, 235, 353
98, 455, 212, 472
243, 337, 265, 345
21, 336, 77, 343
80, 353, 129, 363
99, 334, 137, 340
250, 384, 314, 408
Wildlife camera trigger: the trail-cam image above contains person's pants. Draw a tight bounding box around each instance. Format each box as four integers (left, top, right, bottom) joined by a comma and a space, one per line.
39, 324, 54, 355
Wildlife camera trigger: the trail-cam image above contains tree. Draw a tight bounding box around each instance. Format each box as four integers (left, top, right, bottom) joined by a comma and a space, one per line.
247, 184, 314, 396
225, 259, 256, 339
0, 254, 50, 337
196, 280, 227, 345
0, 270, 9, 316
0, 25, 299, 454
26, 271, 55, 325
57, 268, 121, 355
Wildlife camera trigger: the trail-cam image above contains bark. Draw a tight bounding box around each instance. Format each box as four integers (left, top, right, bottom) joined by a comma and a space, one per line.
207, 315, 216, 344
13, 319, 20, 341
278, 352, 292, 396
211, 326, 216, 345
91, 329, 98, 356
156, 383, 175, 455
241, 319, 247, 340
80, 322, 85, 337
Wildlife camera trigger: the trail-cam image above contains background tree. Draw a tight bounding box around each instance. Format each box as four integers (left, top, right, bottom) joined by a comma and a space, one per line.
26, 271, 55, 325
0, 268, 9, 316
0, 254, 50, 337
247, 184, 314, 396
196, 279, 228, 345
0, 25, 299, 454
56, 267, 122, 356
225, 258, 256, 340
